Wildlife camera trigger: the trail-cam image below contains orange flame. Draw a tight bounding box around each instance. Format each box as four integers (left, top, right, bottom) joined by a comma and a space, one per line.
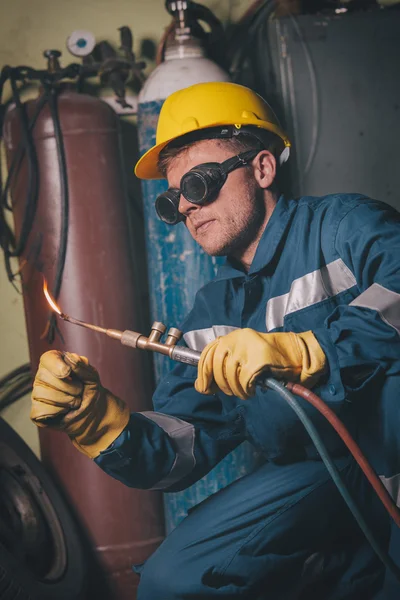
43, 278, 62, 315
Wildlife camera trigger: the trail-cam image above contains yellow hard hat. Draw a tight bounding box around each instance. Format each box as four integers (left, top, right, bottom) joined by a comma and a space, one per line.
135, 81, 291, 180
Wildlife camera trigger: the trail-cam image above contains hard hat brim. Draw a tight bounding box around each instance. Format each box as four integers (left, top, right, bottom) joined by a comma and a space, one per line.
134, 139, 171, 180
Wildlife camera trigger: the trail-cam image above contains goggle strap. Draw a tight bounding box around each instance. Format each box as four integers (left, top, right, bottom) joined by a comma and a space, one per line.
222, 148, 261, 175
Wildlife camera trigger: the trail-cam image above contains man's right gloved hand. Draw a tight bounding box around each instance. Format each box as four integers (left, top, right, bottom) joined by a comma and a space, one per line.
31, 350, 130, 459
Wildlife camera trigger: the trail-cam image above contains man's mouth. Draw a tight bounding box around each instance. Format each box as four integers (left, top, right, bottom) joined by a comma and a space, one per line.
193, 219, 215, 234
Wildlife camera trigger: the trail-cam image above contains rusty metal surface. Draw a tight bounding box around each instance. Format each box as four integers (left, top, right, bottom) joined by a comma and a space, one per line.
4, 90, 165, 599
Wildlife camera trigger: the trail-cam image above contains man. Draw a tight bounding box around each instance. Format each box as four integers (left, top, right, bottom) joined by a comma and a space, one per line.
31, 82, 400, 599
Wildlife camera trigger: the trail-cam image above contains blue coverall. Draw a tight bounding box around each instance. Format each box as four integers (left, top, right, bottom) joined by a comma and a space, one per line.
96, 194, 400, 599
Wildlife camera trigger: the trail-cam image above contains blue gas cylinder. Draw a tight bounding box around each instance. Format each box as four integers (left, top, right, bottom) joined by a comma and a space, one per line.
137, 38, 259, 532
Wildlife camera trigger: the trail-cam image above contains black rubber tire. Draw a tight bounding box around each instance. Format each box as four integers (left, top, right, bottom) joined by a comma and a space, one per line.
0, 417, 87, 600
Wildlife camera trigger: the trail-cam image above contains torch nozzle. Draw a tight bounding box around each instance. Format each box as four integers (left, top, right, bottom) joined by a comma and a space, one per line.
59, 312, 132, 346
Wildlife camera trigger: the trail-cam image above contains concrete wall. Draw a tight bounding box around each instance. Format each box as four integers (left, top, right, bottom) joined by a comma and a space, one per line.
0, 0, 240, 455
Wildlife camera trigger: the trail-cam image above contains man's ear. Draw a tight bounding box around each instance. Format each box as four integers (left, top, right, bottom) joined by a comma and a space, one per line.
252, 150, 276, 189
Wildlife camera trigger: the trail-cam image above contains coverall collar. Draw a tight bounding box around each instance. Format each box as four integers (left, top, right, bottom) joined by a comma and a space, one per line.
217, 194, 297, 280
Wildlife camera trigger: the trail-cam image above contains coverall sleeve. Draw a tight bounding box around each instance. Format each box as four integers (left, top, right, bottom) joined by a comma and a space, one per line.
94, 292, 246, 491
313, 199, 400, 394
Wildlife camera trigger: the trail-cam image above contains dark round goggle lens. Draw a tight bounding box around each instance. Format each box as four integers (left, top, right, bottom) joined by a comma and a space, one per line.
155, 190, 182, 225
155, 151, 259, 225
181, 172, 208, 204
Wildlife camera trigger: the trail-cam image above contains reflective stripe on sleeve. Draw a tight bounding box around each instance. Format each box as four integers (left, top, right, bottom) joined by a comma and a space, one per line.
350, 283, 400, 334
183, 325, 239, 351
140, 412, 196, 490
380, 473, 400, 507
266, 259, 357, 331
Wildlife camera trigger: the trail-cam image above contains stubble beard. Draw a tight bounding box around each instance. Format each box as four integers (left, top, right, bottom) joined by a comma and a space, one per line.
206, 188, 266, 258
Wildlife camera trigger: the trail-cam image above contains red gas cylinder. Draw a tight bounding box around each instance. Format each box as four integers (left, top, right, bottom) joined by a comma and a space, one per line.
3, 89, 164, 599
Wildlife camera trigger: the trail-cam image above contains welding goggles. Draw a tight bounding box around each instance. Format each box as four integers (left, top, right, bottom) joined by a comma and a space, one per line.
155, 148, 261, 225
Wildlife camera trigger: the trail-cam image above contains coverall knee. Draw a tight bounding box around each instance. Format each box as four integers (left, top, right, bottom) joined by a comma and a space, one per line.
137, 457, 389, 600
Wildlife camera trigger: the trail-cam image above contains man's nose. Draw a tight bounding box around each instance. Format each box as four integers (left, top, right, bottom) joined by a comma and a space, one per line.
178, 193, 200, 217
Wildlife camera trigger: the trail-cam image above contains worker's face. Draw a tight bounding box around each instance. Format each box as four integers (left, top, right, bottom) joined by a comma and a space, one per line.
166, 140, 274, 258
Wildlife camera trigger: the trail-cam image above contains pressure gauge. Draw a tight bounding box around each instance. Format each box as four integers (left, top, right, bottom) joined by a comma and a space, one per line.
66, 30, 96, 57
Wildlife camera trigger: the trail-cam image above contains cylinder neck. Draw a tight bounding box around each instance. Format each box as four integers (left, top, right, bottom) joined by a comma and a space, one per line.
164, 37, 206, 61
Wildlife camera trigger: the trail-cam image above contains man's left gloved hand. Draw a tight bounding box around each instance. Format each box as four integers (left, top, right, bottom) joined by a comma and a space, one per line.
195, 328, 327, 400
31, 350, 130, 458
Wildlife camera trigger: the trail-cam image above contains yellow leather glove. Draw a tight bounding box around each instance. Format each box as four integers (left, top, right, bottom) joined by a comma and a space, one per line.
31, 350, 130, 458
195, 329, 326, 400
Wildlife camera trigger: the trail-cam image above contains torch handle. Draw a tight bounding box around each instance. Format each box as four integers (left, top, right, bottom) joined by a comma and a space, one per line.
170, 345, 201, 366
170, 345, 269, 390
118, 328, 271, 389
119, 329, 269, 385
